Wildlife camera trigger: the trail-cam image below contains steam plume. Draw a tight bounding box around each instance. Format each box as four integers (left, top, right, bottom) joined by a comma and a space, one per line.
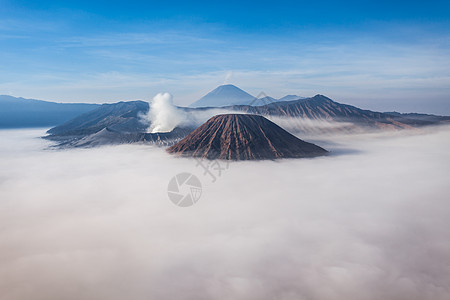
146, 93, 185, 133
224, 71, 233, 84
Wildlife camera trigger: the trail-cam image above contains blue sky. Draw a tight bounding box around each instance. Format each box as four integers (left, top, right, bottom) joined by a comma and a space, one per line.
0, 0, 449, 113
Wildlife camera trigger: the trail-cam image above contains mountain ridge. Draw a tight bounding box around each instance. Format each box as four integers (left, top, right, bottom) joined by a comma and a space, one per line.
0, 95, 99, 128
226, 94, 450, 129
47, 101, 148, 136
44, 93, 450, 148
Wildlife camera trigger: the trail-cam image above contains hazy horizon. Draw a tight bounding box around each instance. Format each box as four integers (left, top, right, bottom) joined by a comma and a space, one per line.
2, 84, 449, 116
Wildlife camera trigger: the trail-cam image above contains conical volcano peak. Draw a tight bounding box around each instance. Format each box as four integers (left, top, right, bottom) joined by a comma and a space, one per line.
214, 84, 241, 90
167, 114, 328, 160
189, 85, 255, 108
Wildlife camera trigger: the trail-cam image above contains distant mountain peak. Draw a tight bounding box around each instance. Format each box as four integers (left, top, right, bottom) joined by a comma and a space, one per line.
278, 95, 306, 102
189, 84, 255, 108
217, 84, 239, 89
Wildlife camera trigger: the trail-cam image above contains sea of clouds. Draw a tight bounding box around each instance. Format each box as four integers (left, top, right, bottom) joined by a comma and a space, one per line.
0, 126, 449, 300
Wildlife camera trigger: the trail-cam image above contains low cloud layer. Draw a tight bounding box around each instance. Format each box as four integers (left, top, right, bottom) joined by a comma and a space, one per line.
0, 127, 449, 300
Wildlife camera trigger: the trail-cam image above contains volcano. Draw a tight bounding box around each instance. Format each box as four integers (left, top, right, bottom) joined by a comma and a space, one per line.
189, 84, 255, 107
167, 114, 328, 160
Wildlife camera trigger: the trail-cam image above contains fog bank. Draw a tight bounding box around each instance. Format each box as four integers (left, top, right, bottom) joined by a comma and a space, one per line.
0, 127, 449, 300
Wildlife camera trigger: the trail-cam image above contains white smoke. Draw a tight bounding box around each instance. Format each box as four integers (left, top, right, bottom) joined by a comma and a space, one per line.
224, 71, 233, 84
143, 93, 250, 133
146, 92, 187, 133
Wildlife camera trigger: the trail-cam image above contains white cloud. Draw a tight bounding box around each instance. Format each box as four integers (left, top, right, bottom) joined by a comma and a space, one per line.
0, 126, 449, 299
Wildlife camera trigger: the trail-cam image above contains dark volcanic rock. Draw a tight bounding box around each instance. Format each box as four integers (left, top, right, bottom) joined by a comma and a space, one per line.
167, 114, 328, 160
45, 127, 193, 148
